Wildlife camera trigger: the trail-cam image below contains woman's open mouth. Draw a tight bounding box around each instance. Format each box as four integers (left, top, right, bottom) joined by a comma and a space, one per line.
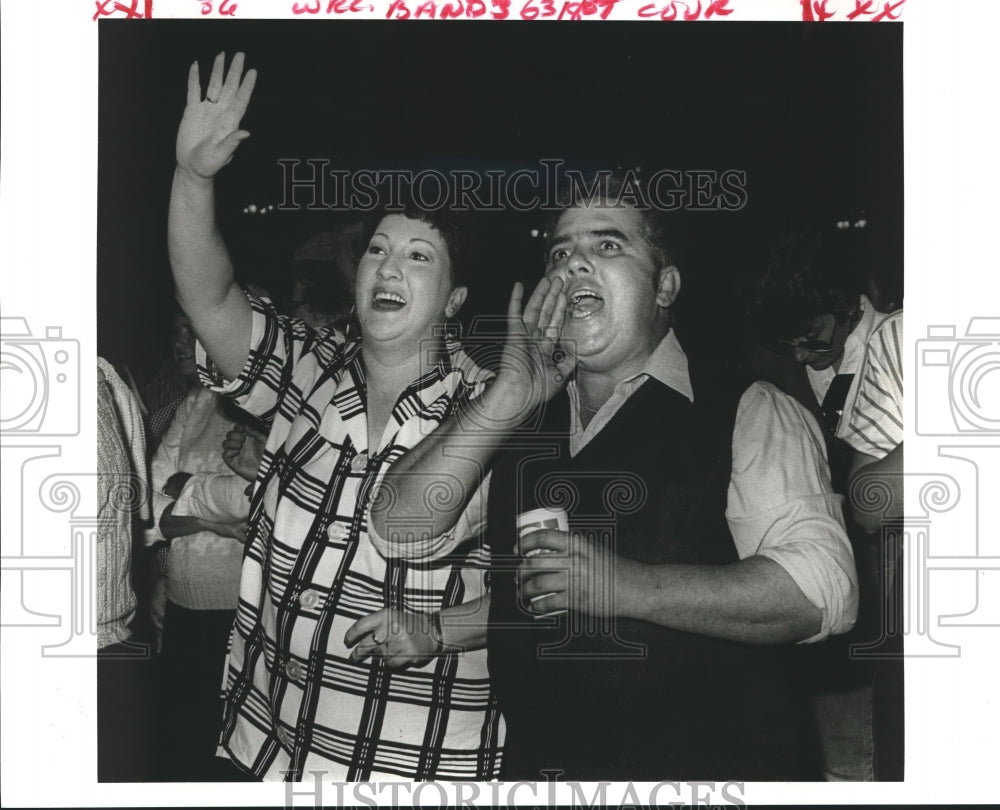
372, 289, 407, 312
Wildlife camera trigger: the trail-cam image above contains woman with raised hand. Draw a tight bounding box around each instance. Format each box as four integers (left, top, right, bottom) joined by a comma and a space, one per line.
168, 51, 502, 781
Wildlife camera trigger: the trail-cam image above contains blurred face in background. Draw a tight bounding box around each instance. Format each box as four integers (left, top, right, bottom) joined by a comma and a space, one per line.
172, 312, 198, 379
773, 307, 859, 372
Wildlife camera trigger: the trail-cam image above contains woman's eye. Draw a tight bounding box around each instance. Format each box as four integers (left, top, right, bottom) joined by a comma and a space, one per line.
410, 252, 429, 262
367, 245, 386, 256
599, 240, 621, 251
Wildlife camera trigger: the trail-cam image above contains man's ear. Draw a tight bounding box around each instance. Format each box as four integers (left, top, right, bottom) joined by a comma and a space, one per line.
445, 285, 468, 318
655, 265, 681, 308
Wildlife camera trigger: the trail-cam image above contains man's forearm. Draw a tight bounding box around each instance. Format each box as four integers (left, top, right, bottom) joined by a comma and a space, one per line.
623, 556, 823, 644
371, 378, 529, 544
167, 167, 252, 380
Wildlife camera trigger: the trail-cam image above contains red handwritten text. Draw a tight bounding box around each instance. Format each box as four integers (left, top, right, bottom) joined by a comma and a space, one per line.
285, 0, 904, 21
383, 0, 618, 20
520, 0, 619, 20
200, 0, 238, 15
637, 0, 733, 20
293, 0, 372, 13
93, 0, 153, 20
801, 0, 904, 21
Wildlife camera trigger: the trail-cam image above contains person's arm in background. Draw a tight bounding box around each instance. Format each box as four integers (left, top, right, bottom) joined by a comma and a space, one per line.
145, 395, 193, 549
158, 501, 246, 543
221, 423, 267, 483
850, 443, 903, 533
168, 469, 250, 544
143, 393, 191, 651
168, 51, 257, 380
844, 312, 904, 533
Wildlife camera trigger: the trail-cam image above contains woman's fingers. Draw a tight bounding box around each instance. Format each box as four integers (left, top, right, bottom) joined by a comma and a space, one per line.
344, 609, 385, 647
231, 68, 258, 120
186, 61, 201, 106
218, 51, 245, 106
205, 51, 226, 101
348, 639, 379, 662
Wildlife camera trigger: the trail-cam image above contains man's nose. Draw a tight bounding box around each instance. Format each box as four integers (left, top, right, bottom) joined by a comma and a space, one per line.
792, 346, 814, 364
565, 247, 592, 276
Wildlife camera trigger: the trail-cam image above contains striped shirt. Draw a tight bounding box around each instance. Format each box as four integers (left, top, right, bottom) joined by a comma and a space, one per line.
844, 309, 903, 459
97, 358, 150, 648
196, 295, 503, 781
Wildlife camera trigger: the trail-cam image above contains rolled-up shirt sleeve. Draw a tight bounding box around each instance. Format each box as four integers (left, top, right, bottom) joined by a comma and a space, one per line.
367, 471, 491, 562
195, 292, 344, 423
174, 471, 250, 523
726, 381, 858, 642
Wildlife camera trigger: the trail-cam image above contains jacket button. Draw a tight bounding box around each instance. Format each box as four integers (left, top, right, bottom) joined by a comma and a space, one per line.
284, 660, 305, 681
327, 523, 349, 541
351, 451, 369, 473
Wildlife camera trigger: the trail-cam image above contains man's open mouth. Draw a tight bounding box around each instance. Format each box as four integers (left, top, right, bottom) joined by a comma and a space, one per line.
567, 288, 604, 319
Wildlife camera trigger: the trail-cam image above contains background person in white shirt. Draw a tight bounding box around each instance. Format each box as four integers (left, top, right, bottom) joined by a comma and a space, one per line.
752, 228, 903, 781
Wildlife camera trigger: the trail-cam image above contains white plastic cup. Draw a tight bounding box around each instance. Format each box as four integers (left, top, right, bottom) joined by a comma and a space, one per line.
515, 507, 569, 616
516, 507, 569, 553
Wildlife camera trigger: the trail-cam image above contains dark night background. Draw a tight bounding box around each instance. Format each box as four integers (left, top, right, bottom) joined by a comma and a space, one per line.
97, 20, 902, 396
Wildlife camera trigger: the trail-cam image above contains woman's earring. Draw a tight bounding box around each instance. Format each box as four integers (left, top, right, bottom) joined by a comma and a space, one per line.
344, 305, 359, 339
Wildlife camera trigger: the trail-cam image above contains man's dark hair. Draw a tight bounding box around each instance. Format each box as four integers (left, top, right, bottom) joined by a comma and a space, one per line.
542, 173, 677, 271
752, 229, 859, 342
362, 191, 474, 289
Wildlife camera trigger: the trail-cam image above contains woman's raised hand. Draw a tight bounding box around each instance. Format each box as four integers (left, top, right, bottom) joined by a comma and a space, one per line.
176, 51, 257, 181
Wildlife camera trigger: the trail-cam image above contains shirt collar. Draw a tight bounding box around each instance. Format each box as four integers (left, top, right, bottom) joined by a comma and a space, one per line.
618, 329, 694, 402
840, 294, 878, 372
412, 339, 494, 413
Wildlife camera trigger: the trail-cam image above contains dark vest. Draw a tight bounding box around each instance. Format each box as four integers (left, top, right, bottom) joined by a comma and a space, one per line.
486, 380, 818, 781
